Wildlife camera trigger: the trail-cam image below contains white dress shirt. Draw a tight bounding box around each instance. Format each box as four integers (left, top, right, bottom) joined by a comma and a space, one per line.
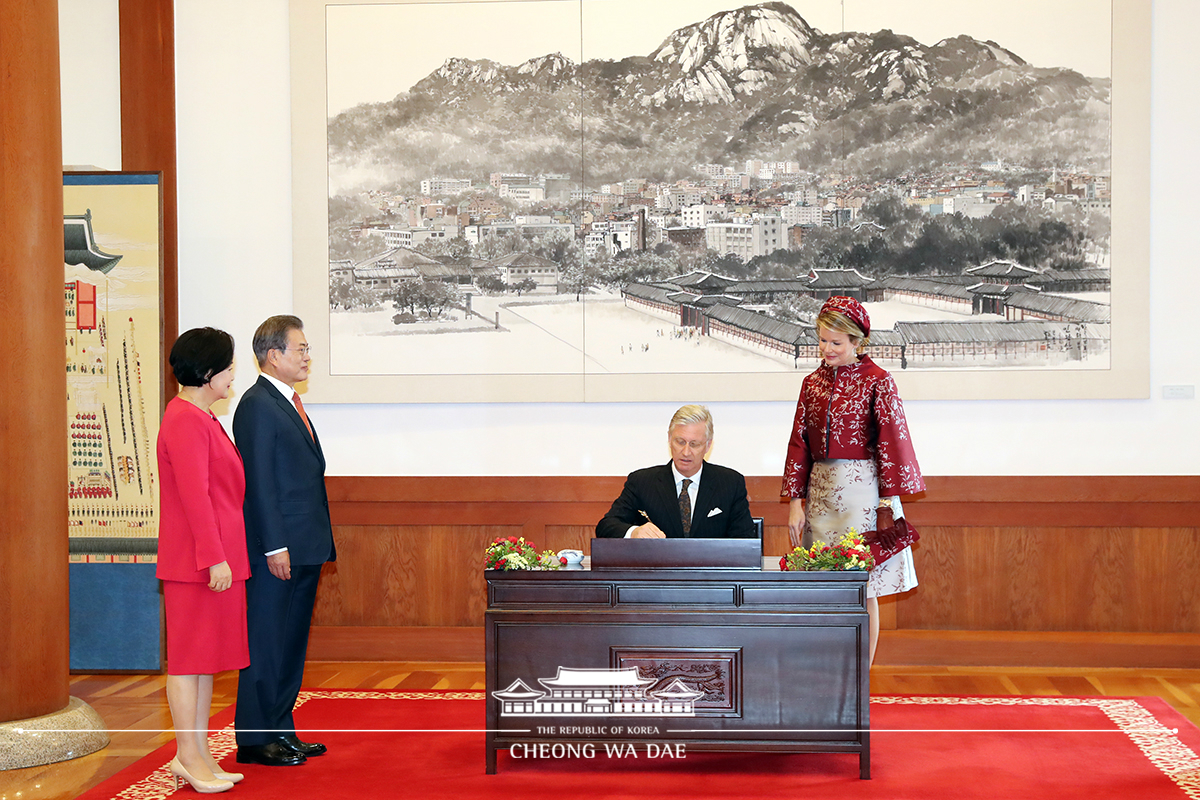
672, 462, 702, 526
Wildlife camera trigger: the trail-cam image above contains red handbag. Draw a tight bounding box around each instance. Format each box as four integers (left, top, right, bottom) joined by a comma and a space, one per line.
863, 507, 920, 565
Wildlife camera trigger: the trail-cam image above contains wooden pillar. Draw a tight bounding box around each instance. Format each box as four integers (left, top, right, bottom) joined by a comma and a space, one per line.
0, 0, 70, 723
119, 0, 178, 405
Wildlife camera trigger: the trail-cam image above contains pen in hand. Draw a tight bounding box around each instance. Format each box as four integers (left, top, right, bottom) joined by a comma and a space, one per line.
632, 509, 666, 538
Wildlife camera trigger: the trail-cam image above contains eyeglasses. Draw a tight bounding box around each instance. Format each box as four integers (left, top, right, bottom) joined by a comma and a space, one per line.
280, 345, 311, 356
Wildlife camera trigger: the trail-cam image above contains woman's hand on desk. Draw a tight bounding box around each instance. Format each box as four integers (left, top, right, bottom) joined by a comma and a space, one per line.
788, 498, 806, 548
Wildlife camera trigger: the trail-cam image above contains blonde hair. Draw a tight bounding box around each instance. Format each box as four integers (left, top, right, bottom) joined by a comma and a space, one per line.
816, 309, 869, 352
668, 404, 713, 442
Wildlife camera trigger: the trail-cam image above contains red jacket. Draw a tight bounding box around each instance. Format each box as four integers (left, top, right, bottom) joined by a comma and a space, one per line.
782, 356, 925, 499
156, 397, 250, 582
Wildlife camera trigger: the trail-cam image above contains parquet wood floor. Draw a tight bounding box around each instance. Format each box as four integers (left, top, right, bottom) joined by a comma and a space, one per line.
3, 663, 1200, 800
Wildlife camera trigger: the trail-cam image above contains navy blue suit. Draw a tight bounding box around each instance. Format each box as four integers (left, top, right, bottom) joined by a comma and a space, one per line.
234, 375, 335, 746
596, 461, 755, 539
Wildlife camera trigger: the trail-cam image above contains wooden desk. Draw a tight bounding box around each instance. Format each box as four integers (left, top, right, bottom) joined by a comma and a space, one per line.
485, 559, 870, 777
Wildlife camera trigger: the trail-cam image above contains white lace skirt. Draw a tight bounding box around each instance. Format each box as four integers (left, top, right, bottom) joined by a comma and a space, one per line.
805, 459, 918, 599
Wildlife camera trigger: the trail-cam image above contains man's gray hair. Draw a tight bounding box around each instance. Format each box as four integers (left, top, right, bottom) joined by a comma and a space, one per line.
252, 314, 304, 367
668, 404, 713, 442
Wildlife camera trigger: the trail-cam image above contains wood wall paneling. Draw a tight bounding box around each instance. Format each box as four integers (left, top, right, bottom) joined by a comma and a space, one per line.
314, 525, 526, 628
311, 476, 1200, 666
898, 525, 1200, 633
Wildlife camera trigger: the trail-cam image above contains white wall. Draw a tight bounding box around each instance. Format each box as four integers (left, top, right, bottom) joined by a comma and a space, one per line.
60, 0, 121, 170
69, 0, 1200, 478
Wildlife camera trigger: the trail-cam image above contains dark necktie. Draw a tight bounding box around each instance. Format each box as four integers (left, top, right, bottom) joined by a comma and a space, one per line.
679, 478, 692, 535
292, 393, 314, 441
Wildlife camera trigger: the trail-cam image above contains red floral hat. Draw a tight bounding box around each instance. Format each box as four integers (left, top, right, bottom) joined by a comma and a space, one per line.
820, 295, 870, 338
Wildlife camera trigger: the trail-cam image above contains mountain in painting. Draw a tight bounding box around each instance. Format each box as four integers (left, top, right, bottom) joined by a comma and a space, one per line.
327, 1, 1109, 192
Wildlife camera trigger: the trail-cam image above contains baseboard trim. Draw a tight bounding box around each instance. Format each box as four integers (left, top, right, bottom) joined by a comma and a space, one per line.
308, 626, 1200, 669
875, 630, 1200, 669
307, 626, 484, 662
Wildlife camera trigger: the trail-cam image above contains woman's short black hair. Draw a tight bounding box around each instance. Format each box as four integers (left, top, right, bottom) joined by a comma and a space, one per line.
169, 327, 235, 387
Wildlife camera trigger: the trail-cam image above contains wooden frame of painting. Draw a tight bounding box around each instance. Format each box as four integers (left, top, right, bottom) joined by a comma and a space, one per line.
290, 0, 1147, 403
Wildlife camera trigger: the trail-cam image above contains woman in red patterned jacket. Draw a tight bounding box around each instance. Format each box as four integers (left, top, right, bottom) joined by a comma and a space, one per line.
781, 296, 925, 664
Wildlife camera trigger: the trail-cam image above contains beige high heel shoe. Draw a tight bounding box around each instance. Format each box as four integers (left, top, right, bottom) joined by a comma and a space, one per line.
212, 770, 244, 784
168, 757, 234, 793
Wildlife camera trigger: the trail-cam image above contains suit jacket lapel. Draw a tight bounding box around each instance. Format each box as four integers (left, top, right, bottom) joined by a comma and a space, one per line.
657, 462, 685, 537
308, 415, 327, 470
261, 376, 323, 462
691, 466, 716, 536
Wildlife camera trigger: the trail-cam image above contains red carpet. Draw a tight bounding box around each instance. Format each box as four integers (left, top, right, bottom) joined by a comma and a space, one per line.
79, 691, 1200, 799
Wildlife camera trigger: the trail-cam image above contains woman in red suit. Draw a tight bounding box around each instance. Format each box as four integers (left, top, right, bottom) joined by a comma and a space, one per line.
156, 328, 250, 793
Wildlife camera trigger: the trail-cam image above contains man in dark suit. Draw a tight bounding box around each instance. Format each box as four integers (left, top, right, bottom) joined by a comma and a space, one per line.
233, 315, 336, 766
596, 405, 755, 539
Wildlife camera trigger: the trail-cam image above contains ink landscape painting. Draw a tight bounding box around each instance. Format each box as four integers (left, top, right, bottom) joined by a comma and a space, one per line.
296, 0, 1141, 402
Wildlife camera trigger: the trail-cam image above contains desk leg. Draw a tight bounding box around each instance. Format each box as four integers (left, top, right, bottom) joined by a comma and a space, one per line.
860, 748, 870, 780
486, 743, 497, 775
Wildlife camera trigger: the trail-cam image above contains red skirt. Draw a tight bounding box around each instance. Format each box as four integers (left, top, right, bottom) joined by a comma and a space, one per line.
163, 579, 250, 675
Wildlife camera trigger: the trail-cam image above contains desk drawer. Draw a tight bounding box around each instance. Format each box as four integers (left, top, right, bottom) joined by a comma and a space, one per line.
741, 585, 863, 607
616, 585, 737, 605
490, 582, 612, 606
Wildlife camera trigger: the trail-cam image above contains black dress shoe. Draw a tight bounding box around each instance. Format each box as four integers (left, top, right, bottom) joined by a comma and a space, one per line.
278, 734, 327, 757
236, 742, 307, 766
